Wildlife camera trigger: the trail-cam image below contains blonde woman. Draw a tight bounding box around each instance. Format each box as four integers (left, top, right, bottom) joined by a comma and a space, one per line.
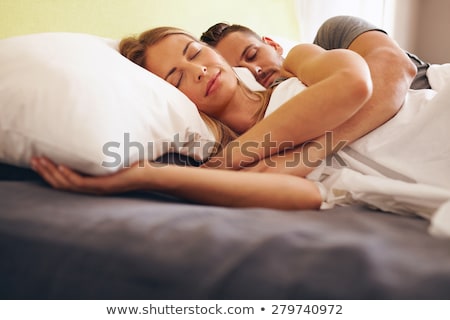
30, 26, 373, 210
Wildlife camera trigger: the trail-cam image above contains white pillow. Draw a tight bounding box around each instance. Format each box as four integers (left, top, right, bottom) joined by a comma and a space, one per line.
0, 32, 216, 175
233, 67, 266, 91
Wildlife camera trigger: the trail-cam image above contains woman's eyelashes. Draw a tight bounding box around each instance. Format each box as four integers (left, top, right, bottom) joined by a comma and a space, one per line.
189, 49, 201, 60
175, 73, 183, 88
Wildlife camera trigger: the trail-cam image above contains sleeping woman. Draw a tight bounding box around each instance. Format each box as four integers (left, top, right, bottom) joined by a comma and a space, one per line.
30, 27, 450, 219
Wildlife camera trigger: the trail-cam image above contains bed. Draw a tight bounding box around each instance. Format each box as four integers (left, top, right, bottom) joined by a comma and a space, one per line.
1, 14, 450, 301
2, 163, 450, 300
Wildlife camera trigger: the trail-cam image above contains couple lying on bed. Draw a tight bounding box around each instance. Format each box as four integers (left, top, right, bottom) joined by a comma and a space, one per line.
30, 16, 449, 215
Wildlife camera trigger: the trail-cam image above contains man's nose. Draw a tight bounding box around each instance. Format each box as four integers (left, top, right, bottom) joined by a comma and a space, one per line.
240, 62, 262, 77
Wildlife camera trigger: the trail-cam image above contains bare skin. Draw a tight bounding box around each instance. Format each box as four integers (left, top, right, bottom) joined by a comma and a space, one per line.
31, 157, 323, 210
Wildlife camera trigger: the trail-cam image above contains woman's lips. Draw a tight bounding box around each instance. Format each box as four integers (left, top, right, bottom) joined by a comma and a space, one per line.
205, 71, 221, 97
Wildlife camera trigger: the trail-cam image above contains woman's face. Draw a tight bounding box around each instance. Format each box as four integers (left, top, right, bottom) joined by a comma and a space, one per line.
144, 34, 238, 117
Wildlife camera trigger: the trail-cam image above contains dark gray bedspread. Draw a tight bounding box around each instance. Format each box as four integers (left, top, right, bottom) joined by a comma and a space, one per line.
1, 180, 450, 299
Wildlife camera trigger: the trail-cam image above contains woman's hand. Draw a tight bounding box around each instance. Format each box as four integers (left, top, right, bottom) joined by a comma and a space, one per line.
30, 157, 149, 195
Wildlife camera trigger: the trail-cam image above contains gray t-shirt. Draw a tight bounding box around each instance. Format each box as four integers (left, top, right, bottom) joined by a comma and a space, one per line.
313, 16, 430, 89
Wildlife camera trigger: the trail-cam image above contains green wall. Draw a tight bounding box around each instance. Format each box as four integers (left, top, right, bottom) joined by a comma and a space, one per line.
0, 0, 299, 40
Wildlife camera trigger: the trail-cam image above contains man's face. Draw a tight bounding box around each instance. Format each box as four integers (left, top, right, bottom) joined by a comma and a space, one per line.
214, 31, 284, 88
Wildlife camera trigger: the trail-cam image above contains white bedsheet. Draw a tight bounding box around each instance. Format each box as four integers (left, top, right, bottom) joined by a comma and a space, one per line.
307, 64, 450, 237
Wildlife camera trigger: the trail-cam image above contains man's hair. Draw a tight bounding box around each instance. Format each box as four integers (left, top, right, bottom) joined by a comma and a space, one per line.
200, 23, 261, 47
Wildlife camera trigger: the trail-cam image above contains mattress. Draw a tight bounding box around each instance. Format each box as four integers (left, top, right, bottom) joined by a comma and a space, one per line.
1, 165, 450, 299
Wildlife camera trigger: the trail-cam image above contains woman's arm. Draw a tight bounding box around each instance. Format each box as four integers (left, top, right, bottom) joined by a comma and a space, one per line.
31, 157, 322, 210
206, 44, 372, 170
243, 132, 344, 177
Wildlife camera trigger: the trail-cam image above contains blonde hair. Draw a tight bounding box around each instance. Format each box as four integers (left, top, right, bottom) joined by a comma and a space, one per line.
119, 26, 271, 152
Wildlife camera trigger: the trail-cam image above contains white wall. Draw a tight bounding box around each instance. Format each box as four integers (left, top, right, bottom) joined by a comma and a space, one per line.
389, 0, 420, 53
294, 0, 448, 64
295, 0, 391, 43
414, 0, 450, 63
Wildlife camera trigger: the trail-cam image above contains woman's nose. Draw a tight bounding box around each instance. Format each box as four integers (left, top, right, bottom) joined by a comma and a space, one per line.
191, 65, 207, 81
198, 66, 207, 80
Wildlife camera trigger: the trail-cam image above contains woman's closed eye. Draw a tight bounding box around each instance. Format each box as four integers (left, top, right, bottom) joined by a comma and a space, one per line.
172, 49, 202, 88
166, 70, 182, 88
189, 49, 201, 60
175, 72, 183, 88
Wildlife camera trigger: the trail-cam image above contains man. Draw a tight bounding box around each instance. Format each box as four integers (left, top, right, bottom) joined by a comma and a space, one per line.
201, 16, 424, 176
201, 16, 430, 90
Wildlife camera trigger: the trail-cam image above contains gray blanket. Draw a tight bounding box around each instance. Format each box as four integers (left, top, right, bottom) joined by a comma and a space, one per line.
1, 180, 450, 299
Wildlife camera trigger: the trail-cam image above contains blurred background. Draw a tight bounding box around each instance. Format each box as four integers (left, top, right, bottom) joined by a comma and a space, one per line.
0, 0, 448, 63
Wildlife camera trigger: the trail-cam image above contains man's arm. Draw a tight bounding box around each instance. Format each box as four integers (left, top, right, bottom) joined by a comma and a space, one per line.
316, 15, 417, 142
340, 30, 417, 136
314, 15, 429, 90
244, 19, 417, 177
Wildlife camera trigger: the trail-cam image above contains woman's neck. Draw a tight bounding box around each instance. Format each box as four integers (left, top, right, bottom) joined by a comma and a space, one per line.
216, 85, 263, 134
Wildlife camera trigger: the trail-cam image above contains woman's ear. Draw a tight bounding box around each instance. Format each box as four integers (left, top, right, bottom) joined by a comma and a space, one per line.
262, 36, 284, 56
